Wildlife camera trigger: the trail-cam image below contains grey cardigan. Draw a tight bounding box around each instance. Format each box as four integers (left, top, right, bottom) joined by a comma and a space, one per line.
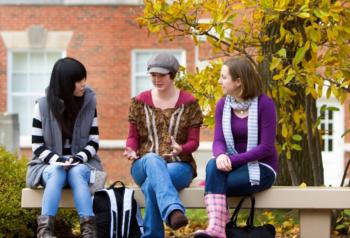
26, 87, 103, 188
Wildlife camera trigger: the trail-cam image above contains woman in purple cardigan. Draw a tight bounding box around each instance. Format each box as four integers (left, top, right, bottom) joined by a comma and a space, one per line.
194, 56, 278, 238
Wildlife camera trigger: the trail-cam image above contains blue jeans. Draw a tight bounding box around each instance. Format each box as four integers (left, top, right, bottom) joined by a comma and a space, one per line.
205, 159, 275, 196
42, 164, 93, 217
131, 153, 193, 238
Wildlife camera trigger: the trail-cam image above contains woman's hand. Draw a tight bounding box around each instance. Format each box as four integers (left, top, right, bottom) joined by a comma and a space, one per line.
70, 155, 83, 164
123, 147, 139, 160
216, 154, 232, 172
162, 136, 183, 158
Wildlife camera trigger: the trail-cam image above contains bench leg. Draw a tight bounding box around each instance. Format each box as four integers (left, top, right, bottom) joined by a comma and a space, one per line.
299, 209, 331, 238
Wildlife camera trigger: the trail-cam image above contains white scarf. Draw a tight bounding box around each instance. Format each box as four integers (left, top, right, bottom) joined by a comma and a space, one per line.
222, 96, 260, 186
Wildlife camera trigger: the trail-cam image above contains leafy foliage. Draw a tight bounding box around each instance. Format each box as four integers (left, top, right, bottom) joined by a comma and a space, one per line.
0, 147, 79, 238
176, 63, 222, 126
0, 147, 38, 237
335, 210, 350, 236
138, 0, 350, 185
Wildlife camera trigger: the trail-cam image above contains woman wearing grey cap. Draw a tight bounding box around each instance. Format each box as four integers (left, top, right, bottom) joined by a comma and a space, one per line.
123, 53, 203, 238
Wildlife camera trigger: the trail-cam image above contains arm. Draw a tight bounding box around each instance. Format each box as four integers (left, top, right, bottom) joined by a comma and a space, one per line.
126, 122, 139, 152
75, 109, 99, 163
229, 97, 277, 167
124, 99, 140, 160
212, 99, 227, 158
179, 127, 200, 154
32, 103, 62, 164
179, 99, 203, 154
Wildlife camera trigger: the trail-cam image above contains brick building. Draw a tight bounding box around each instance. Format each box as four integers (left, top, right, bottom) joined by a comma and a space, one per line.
0, 0, 348, 186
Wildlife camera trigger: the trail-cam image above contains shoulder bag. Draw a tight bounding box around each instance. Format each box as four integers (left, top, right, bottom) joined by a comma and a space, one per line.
225, 195, 276, 238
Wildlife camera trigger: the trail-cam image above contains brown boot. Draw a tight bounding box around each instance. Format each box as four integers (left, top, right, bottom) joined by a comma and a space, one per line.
37, 215, 56, 238
80, 216, 97, 238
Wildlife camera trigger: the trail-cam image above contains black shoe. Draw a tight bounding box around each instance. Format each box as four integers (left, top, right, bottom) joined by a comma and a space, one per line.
193, 231, 213, 238
169, 210, 188, 230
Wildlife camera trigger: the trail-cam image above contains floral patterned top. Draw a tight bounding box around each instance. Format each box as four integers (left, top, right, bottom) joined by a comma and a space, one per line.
127, 90, 203, 177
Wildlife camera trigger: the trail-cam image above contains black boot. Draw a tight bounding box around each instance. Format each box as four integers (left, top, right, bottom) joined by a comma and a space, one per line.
37, 215, 56, 238
80, 216, 97, 238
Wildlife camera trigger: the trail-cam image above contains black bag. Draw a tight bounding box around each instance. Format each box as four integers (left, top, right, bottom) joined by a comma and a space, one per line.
93, 181, 143, 238
226, 196, 276, 238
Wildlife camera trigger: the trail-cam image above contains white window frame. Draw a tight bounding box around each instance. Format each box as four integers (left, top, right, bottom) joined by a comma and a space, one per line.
131, 49, 186, 97
7, 50, 65, 146
317, 98, 345, 186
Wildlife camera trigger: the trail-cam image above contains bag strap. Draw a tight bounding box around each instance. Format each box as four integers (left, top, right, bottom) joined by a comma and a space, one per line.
105, 189, 118, 238
109, 181, 125, 189
247, 196, 255, 226
230, 195, 255, 227
121, 188, 133, 238
135, 203, 144, 234
230, 196, 246, 225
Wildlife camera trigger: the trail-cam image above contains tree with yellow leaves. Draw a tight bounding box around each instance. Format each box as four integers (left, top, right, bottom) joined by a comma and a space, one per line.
137, 0, 350, 186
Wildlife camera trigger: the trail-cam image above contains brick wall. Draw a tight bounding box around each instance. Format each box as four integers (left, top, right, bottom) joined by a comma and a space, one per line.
0, 5, 212, 182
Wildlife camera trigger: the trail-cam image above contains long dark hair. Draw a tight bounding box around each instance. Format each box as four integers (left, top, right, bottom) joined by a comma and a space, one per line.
47, 57, 87, 136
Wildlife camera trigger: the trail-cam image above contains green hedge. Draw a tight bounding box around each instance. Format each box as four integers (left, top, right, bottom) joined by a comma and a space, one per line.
0, 147, 78, 238
0, 147, 39, 237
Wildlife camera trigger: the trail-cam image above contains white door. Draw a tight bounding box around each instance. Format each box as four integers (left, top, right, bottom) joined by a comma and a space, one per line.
317, 99, 344, 187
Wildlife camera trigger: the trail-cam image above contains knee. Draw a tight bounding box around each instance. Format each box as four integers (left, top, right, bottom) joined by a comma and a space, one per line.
206, 159, 217, 174
45, 165, 66, 181
68, 165, 89, 182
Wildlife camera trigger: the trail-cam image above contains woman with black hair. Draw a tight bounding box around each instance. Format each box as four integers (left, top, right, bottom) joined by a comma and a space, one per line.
26, 57, 103, 238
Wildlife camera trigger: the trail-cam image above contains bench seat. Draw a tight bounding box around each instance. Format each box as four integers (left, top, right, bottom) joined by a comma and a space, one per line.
22, 186, 350, 238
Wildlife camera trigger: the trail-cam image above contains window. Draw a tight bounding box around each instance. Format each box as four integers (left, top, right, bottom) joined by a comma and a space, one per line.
131, 50, 186, 96
319, 108, 334, 152
8, 51, 63, 137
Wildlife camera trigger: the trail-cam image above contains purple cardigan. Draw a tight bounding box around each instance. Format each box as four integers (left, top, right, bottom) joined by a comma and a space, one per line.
213, 94, 278, 171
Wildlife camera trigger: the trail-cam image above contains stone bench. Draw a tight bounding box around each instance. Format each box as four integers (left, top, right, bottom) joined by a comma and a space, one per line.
22, 186, 350, 238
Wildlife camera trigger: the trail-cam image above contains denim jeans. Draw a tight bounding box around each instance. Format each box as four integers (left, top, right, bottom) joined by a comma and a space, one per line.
205, 159, 275, 196
42, 164, 93, 217
131, 153, 193, 238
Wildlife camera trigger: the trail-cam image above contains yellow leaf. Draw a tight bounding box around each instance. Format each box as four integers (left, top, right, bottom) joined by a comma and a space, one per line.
293, 46, 307, 65
261, 0, 273, 9
299, 182, 307, 188
270, 57, 281, 71
273, 73, 283, 80
277, 48, 287, 58
286, 149, 291, 159
293, 111, 301, 124
298, 12, 310, 18
282, 124, 288, 138
292, 144, 302, 151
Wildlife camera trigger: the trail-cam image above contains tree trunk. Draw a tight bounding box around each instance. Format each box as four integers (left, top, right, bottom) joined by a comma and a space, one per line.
259, 21, 324, 186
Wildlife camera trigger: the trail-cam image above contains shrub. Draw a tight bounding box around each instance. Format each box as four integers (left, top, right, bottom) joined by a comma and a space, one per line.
0, 147, 39, 237
0, 147, 79, 238
335, 210, 350, 236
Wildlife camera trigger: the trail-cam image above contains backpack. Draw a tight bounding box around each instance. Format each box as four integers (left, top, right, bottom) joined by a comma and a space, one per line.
92, 181, 144, 238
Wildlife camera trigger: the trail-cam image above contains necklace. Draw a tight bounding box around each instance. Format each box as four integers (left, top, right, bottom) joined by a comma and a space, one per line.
238, 109, 247, 114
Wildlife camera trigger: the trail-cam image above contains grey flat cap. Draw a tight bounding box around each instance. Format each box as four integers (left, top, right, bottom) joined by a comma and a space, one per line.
147, 53, 180, 74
